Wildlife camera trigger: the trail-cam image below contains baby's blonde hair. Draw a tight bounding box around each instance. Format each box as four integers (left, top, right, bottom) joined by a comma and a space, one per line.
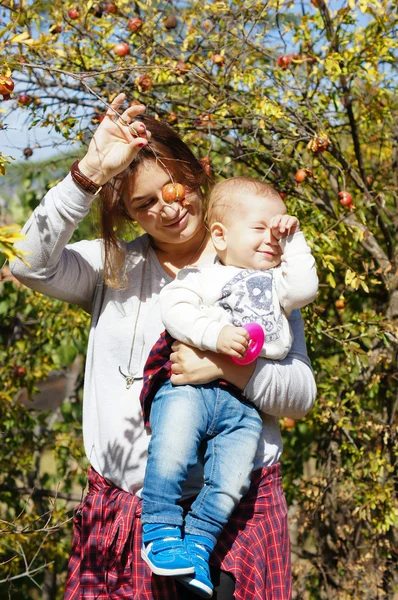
207, 177, 284, 226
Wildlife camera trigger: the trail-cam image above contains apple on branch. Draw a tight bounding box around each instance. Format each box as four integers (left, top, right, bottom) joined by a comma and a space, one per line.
113, 42, 130, 56
68, 8, 80, 19
0, 75, 14, 100
164, 14, 177, 29
104, 2, 117, 13
128, 17, 143, 33
18, 93, 32, 105
136, 75, 152, 92
162, 183, 186, 204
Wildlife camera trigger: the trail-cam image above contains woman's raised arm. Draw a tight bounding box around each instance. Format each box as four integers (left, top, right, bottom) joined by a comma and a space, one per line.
11, 96, 149, 311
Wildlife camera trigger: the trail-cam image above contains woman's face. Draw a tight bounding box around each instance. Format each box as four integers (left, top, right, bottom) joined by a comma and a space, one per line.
124, 161, 204, 246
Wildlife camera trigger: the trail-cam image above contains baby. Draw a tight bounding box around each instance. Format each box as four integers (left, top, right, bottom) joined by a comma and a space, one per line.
139, 176, 318, 598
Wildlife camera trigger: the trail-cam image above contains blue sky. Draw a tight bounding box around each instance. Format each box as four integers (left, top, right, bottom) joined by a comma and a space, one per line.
0, 105, 80, 163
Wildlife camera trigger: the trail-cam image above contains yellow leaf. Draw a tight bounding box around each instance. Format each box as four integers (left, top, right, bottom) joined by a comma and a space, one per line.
10, 31, 31, 43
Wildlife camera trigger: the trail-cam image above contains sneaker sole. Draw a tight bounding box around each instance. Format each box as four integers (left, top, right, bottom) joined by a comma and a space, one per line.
177, 575, 213, 598
141, 549, 195, 576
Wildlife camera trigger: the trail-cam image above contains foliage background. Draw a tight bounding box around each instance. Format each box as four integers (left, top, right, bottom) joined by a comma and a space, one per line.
0, 0, 397, 598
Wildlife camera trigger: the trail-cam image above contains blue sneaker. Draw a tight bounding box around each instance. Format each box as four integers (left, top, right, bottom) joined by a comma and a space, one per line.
141, 524, 195, 576
177, 534, 214, 599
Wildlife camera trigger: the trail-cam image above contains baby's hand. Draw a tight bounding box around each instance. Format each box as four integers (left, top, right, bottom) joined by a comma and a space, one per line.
270, 214, 300, 240
216, 325, 250, 358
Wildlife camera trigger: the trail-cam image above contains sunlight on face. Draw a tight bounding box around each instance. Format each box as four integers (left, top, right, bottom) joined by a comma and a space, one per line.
218, 193, 287, 270
124, 161, 204, 246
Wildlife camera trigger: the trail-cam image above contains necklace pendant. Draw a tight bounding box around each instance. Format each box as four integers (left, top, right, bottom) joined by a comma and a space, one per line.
125, 376, 135, 389
119, 366, 135, 389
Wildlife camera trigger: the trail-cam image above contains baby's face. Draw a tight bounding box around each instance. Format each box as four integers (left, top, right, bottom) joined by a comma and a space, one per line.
219, 193, 286, 270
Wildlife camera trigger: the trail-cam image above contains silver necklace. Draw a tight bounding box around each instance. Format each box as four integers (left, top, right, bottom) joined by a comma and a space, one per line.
118, 240, 150, 389
118, 232, 208, 390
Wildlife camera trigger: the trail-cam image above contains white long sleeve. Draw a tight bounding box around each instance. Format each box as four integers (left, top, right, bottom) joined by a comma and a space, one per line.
10, 173, 102, 313
276, 231, 319, 315
160, 267, 229, 352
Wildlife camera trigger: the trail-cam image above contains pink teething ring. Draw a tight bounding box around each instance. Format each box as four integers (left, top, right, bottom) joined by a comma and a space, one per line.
232, 322, 265, 366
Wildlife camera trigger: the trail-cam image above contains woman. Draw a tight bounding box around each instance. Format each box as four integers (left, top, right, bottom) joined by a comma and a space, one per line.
11, 95, 316, 600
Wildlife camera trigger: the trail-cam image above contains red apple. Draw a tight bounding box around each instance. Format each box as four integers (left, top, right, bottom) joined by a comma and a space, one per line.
277, 55, 292, 69
104, 2, 117, 13
50, 23, 63, 34
283, 417, 296, 431
335, 298, 345, 310
200, 157, 212, 175
137, 75, 152, 91
18, 93, 32, 105
164, 14, 177, 29
113, 42, 130, 56
162, 183, 186, 203
0, 75, 14, 98
213, 54, 224, 66
68, 8, 79, 19
128, 17, 143, 33
23, 147, 33, 159
13, 366, 27, 379
310, 136, 329, 153
295, 169, 308, 183
338, 191, 353, 206
176, 61, 190, 75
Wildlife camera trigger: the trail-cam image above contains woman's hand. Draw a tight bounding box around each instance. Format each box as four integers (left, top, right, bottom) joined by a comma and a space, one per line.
78, 93, 150, 186
170, 341, 256, 390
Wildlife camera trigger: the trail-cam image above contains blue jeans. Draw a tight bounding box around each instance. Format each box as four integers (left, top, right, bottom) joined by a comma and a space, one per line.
141, 379, 263, 544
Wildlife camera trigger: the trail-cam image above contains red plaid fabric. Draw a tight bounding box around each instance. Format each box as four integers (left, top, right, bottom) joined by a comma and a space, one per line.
139, 330, 174, 427
139, 330, 240, 427
64, 463, 291, 599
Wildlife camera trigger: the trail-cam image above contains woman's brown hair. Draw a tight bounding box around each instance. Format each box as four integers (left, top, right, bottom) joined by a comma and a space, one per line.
99, 116, 212, 287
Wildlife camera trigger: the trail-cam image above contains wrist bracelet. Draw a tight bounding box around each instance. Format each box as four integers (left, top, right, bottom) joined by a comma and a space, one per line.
70, 160, 103, 196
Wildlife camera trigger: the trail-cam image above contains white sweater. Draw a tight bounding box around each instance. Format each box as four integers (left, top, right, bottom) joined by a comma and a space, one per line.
161, 233, 318, 363
11, 174, 317, 495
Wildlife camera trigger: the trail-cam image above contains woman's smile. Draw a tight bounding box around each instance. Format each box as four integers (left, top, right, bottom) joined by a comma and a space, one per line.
163, 211, 189, 228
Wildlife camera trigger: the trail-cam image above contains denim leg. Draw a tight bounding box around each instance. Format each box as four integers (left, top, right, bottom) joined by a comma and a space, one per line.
141, 380, 208, 527
185, 388, 263, 543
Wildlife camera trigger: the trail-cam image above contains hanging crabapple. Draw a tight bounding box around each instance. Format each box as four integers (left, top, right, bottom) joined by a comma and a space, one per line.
335, 298, 345, 310
295, 169, 308, 183
113, 42, 130, 56
18, 93, 32, 105
213, 54, 224, 66
162, 183, 186, 204
137, 75, 152, 91
128, 17, 143, 32
277, 55, 292, 69
176, 61, 190, 75
164, 14, 177, 29
68, 8, 79, 19
338, 191, 353, 206
104, 2, 117, 13
200, 157, 212, 175
0, 75, 14, 99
